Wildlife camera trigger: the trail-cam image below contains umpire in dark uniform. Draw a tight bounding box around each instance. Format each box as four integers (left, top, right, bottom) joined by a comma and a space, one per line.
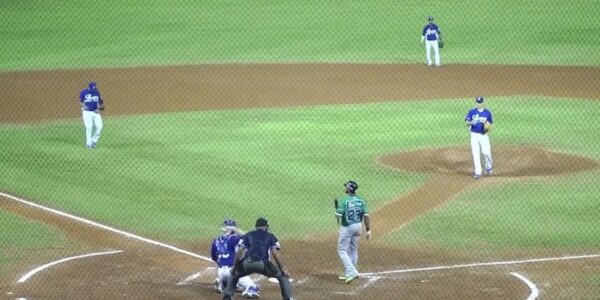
223, 217, 295, 300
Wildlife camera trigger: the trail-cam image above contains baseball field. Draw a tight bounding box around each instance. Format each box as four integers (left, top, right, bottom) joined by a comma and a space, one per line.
1, 1, 600, 299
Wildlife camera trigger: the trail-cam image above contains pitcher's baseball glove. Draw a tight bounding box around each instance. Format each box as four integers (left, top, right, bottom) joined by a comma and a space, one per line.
438, 40, 444, 48
484, 121, 491, 133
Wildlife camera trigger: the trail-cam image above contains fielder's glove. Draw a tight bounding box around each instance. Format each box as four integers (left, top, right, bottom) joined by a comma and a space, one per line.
438, 40, 444, 48
484, 122, 491, 133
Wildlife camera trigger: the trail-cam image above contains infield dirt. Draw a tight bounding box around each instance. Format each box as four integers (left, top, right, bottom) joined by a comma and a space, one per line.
1, 63, 600, 299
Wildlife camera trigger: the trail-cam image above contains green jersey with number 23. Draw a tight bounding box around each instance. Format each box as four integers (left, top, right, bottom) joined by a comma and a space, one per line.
336, 195, 369, 227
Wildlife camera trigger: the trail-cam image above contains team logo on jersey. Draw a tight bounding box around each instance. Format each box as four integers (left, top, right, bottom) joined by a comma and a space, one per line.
348, 201, 363, 209
84, 94, 99, 103
471, 114, 488, 123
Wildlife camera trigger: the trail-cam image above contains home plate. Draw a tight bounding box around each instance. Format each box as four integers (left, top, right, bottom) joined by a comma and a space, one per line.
268, 277, 294, 283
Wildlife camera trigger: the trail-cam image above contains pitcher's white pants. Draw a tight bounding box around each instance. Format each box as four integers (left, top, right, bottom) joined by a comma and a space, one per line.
82, 110, 103, 147
470, 132, 492, 175
425, 40, 441, 66
338, 223, 362, 278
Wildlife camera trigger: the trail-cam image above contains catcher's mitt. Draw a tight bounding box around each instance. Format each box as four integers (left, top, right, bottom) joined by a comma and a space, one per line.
438, 40, 444, 48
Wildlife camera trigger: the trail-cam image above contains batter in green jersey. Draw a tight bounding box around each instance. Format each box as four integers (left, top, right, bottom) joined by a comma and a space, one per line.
335, 180, 372, 284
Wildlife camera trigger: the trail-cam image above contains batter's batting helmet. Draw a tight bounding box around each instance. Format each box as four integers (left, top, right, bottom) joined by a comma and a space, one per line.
344, 180, 359, 192
89, 81, 97, 89
223, 218, 237, 227
476, 96, 485, 103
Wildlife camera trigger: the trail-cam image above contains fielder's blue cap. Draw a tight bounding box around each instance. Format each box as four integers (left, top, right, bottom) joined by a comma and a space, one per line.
89, 81, 97, 89
476, 96, 485, 104
428, 16, 434, 21
223, 218, 236, 227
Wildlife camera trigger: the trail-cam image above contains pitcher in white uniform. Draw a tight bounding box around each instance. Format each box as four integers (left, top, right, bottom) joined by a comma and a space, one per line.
465, 96, 494, 179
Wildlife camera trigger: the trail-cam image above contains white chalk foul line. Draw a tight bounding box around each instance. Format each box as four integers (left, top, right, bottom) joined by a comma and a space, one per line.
177, 267, 215, 285
360, 253, 600, 277
334, 276, 381, 296
510, 272, 539, 300
18, 250, 123, 283
0, 191, 212, 262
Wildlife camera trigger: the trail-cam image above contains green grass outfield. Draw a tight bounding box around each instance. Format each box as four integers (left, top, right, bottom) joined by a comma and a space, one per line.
1, 97, 599, 251
2, 0, 600, 71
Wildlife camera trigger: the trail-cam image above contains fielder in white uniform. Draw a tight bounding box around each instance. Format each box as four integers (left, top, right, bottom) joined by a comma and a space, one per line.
79, 82, 104, 149
465, 96, 493, 179
421, 16, 442, 66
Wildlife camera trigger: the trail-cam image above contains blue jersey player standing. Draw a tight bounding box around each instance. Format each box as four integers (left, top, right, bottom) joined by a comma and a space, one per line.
421, 16, 442, 67
79, 82, 104, 149
211, 219, 260, 298
465, 96, 493, 179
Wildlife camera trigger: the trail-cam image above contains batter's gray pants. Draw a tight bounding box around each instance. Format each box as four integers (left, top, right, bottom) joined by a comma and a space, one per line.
338, 223, 362, 278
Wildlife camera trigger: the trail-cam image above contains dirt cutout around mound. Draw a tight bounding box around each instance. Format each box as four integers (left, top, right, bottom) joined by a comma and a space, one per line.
375, 145, 599, 236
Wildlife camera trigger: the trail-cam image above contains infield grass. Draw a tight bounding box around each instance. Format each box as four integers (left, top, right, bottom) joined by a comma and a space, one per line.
0, 210, 73, 271
1, 97, 599, 253
2, 0, 600, 71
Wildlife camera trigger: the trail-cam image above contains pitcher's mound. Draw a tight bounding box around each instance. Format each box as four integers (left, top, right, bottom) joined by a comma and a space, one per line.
379, 145, 597, 177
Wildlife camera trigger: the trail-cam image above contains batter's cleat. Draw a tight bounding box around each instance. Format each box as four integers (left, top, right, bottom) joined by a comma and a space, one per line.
338, 275, 347, 281
486, 168, 493, 175
473, 174, 481, 179
345, 275, 359, 284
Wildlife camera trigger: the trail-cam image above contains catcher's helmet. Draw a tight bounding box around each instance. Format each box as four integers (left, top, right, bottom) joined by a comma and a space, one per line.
344, 180, 359, 192
222, 218, 237, 227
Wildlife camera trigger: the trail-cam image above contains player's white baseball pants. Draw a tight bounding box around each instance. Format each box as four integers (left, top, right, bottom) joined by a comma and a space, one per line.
425, 40, 441, 66
338, 223, 362, 278
216, 266, 257, 293
82, 110, 103, 147
470, 132, 492, 175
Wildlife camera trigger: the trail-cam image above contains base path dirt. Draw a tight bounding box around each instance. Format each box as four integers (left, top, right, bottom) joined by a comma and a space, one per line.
1, 63, 600, 299
1, 63, 599, 123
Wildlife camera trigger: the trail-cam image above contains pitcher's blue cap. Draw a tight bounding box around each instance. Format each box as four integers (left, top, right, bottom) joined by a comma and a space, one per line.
428, 16, 434, 21
89, 82, 96, 89
476, 96, 485, 103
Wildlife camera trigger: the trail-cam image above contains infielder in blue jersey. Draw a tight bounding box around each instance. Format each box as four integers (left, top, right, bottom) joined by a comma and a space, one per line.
334, 181, 371, 284
465, 96, 493, 179
211, 219, 260, 298
79, 82, 104, 149
421, 16, 442, 67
